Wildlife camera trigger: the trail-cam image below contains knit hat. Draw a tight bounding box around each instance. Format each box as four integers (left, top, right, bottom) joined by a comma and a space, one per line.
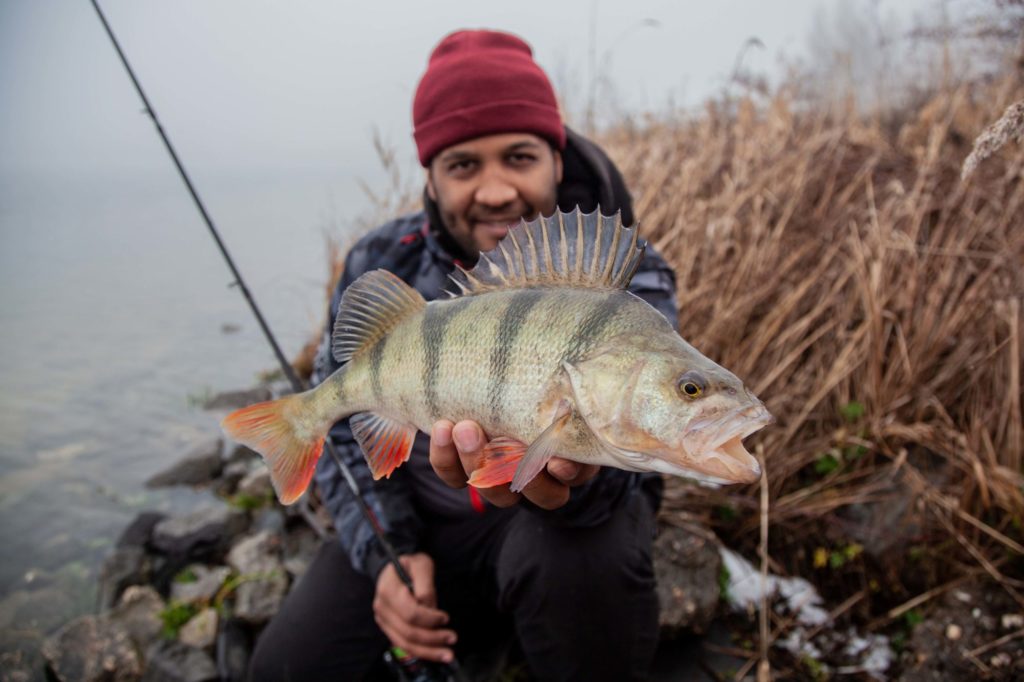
413, 29, 566, 166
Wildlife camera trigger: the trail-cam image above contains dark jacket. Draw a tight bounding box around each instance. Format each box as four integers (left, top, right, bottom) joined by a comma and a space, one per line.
311, 128, 679, 580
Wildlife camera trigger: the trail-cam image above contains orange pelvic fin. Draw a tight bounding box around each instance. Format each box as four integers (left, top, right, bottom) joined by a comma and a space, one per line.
221, 396, 325, 505
468, 437, 528, 488
350, 412, 417, 479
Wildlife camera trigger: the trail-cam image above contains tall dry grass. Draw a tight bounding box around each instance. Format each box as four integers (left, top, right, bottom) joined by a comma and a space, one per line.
602, 75, 1023, 611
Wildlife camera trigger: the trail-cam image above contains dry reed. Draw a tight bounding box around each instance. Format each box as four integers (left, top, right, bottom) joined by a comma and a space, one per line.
602, 75, 1023, 617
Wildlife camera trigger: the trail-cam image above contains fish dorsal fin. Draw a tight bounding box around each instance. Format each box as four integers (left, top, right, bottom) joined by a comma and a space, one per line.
332, 270, 426, 364
447, 208, 646, 297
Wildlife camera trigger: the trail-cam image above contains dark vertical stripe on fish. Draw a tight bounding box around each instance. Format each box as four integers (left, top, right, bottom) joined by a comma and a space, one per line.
563, 292, 628, 362
420, 299, 462, 421
369, 335, 387, 405
488, 290, 544, 423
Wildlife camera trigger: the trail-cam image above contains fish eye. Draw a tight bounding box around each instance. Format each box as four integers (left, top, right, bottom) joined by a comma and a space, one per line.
678, 371, 706, 399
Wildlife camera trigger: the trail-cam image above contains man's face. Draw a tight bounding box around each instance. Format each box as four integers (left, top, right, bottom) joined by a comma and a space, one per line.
426, 133, 563, 256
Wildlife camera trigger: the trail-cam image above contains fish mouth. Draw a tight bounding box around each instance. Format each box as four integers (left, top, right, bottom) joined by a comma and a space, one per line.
681, 403, 774, 484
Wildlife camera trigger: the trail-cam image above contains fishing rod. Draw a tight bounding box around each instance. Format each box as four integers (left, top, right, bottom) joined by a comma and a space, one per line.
89, 5, 464, 679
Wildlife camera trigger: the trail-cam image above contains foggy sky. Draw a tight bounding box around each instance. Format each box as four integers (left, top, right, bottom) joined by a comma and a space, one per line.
0, 0, 931, 202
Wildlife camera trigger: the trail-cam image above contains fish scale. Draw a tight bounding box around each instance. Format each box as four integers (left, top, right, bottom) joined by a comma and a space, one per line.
222, 209, 772, 505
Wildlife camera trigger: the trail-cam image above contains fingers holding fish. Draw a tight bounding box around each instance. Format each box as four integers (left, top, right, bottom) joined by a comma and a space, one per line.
546, 459, 600, 487
448, 421, 522, 508
373, 553, 456, 663
428, 420, 469, 489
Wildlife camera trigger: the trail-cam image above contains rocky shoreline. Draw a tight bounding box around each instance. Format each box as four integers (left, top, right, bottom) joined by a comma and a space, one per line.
35, 388, 727, 682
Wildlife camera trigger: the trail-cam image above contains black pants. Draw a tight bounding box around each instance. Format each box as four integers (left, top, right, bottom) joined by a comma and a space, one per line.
248, 492, 658, 682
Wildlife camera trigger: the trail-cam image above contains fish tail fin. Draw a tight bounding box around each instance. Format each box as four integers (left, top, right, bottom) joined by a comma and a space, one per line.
221, 391, 328, 505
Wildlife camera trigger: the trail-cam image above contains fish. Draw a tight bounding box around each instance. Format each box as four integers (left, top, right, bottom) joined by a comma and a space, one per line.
221, 208, 773, 505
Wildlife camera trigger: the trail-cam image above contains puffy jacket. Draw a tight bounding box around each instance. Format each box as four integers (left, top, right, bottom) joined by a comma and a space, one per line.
311, 128, 679, 579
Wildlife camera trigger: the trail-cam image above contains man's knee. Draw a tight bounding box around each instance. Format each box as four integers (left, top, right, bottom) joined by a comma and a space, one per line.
497, 492, 657, 606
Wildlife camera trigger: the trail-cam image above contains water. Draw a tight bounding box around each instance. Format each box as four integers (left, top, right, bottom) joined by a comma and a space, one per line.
0, 168, 359, 604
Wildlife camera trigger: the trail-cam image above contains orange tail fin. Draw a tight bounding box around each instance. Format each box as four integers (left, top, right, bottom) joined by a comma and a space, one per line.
221, 396, 325, 505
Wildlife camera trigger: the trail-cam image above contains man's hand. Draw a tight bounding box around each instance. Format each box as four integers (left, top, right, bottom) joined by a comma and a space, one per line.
429, 420, 600, 510
373, 553, 456, 664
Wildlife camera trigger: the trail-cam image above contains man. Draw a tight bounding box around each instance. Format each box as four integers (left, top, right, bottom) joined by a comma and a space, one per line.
249, 29, 679, 681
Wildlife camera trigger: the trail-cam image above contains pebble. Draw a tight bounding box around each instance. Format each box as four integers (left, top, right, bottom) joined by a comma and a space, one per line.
945, 623, 962, 640
989, 652, 1011, 668
1001, 613, 1023, 630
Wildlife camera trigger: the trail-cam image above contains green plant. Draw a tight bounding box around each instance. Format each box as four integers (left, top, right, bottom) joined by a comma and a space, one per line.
159, 601, 199, 639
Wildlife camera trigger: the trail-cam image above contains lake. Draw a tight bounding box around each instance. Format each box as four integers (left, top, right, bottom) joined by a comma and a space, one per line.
0, 167, 361, 611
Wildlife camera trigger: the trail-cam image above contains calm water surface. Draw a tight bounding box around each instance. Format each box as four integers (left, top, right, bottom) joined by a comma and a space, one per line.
0, 169, 361, 607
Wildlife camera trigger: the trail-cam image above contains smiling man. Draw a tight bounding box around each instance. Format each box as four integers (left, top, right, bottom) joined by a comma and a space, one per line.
249, 30, 680, 681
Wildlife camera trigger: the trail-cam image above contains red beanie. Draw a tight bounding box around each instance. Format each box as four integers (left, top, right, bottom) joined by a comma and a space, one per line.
413, 29, 566, 166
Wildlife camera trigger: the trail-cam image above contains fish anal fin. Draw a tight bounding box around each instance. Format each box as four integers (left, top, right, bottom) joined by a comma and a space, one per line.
350, 412, 417, 480
445, 208, 645, 297
467, 437, 527, 489
332, 270, 426, 364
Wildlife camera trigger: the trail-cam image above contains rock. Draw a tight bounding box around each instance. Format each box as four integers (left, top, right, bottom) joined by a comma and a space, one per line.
142, 640, 217, 682
117, 512, 168, 549
236, 468, 272, 500
283, 525, 322, 581
98, 546, 150, 609
146, 438, 223, 489
251, 508, 285, 537
170, 565, 231, 605
227, 532, 287, 625
653, 524, 721, 634
945, 623, 962, 640
225, 444, 259, 464
1002, 613, 1024, 629
151, 505, 248, 559
108, 586, 164, 650
203, 387, 271, 411
215, 617, 252, 682
179, 608, 219, 651
42, 615, 142, 682
214, 460, 253, 497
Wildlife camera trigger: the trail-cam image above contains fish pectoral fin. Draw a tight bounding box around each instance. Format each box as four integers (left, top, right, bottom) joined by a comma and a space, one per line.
509, 405, 612, 493
467, 438, 527, 488
350, 412, 417, 480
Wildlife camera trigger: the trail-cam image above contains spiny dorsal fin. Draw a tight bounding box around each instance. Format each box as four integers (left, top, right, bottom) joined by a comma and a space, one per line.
332, 270, 425, 364
446, 207, 645, 297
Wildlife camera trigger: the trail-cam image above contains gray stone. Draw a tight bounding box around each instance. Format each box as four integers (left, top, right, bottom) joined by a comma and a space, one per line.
178, 608, 218, 651
170, 565, 231, 605
203, 387, 271, 411
214, 460, 254, 497
108, 586, 164, 650
117, 512, 168, 548
226, 531, 279, 575
215, 617, 252, 682
225, 444, 259, 464
98, 546, 150, 609
283, 526, 322, 581
251, 508, 285, 537
146, 438, 223, 489
236, 468, 272, 499
151, 505, 248, 558
42, 615, 142, 682
141, 640, 217, 682
227, 532, 287, 625
653, 524, 721, 634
